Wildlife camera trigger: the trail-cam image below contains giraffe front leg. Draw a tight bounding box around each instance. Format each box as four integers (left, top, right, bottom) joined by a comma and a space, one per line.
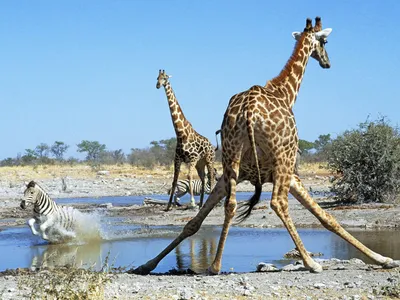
188, 162, 197, 208
27, 218, 40, 236
290, 174, 399, 269
167, 157, 181, 211
196, 165, 206, 208
131, 177, 227, 275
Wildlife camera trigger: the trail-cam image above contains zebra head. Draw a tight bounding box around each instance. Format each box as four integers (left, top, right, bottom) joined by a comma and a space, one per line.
20, 181, 40, 209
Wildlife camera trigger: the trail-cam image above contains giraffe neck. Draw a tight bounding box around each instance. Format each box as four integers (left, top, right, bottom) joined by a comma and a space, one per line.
267, 33, 313, 108
163, 82, 191, 137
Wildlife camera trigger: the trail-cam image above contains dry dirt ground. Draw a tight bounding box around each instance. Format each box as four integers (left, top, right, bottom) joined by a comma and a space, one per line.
0, 165, 399, 299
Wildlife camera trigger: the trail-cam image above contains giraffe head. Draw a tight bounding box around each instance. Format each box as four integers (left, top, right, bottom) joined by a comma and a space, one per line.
292, 17, 332, 69
156, 69, 171, 89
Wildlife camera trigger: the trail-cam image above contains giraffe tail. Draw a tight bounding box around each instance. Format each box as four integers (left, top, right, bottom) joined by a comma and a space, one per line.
247, 119, 262, 185
236, 183, 262, 223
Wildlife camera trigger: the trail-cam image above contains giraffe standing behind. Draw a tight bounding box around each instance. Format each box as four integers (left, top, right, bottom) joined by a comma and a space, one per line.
156, 70, 216, 210
133, 17, 398, 275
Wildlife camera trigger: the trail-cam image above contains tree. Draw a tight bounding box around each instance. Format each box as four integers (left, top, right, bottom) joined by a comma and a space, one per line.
21, 149, 37, 165
35, 143, 50, 158
111, 149, 125, 165
128, 148, 156, 168
51, 141, 69, 161
328, 117, 400, 203
314, 134, 332, 153
298, 139, 315, 154
77, 140, 106, 162
148, 138, 177, 165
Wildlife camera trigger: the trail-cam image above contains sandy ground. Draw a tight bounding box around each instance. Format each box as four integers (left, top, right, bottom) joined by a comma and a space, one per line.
0, 167, 399, 299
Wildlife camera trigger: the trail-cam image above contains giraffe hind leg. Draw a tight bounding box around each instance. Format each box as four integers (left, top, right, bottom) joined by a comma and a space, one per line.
290, 174, 399, 269
271, 172, 322, 273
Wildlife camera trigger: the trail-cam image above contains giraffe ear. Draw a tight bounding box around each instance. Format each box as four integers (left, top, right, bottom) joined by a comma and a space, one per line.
167, 75, 172, 78
315, 28, 332, 40
292, 32, 302, 41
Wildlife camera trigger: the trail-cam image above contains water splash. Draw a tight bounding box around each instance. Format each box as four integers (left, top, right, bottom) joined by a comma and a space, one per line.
42, 208, 104, 244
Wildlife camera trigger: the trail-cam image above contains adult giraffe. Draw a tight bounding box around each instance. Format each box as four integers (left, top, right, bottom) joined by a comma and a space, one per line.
157, 70, 215, 210
133, 17, 398, 275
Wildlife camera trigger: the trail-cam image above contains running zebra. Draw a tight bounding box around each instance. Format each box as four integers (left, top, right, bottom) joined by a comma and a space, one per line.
168, 169, 219, 206
20, 181, 76, 241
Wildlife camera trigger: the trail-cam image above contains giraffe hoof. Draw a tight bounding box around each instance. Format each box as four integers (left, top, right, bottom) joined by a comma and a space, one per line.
309, 263, 323, 273
206, 266, 220, 275
383, 259, 399, 269
128, 265, 151, 275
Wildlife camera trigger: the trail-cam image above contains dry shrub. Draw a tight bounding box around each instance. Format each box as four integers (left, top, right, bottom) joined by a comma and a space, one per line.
18, 255, 116, 299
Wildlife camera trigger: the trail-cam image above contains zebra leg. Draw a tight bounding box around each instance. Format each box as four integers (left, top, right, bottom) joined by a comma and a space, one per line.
39, 217, 55, 240
27, 218, 40, 236
174, 195, 182, 207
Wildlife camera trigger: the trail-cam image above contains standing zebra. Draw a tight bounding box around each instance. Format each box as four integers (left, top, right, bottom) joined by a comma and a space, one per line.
20, 181, 76, 241
167, 169, 219, 206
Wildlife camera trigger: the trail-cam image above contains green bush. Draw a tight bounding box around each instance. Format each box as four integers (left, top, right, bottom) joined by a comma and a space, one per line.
328, 117, 400, 203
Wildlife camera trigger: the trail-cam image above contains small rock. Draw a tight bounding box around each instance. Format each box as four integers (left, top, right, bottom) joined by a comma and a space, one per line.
99, 203, 113, 209
334, 265, 346, 270
314, 282, 326, 289
256, 262, 279, 272
282, 263, 307, 272
97, 170, 110, 176
349, 258, 365, 265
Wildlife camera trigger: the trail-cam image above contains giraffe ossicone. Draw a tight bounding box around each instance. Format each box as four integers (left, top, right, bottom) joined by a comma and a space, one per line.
132, 17, 398, 276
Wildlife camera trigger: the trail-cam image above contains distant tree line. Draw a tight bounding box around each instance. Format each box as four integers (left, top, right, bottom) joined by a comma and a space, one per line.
2, 116, 400, 204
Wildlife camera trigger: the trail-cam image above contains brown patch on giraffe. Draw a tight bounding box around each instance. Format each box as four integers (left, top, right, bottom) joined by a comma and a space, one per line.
269, 33, 308, 86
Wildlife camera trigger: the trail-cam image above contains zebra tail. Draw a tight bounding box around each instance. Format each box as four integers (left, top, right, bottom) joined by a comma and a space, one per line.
236, 183, 262, 223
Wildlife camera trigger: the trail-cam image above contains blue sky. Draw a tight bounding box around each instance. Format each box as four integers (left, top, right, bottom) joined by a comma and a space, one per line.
1, 1, 399, 159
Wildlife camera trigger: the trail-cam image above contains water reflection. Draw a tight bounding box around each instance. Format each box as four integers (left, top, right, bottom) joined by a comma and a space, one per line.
175, 236, 217, 273
330, 229, 400, 264
30, 242, 102, 270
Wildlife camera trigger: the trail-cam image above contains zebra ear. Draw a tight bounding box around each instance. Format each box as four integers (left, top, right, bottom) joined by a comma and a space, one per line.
24, 181, 29, 187
26, 181, 36, 188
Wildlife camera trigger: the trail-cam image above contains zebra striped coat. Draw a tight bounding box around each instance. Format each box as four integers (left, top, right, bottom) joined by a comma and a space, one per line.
20, 181, 76, 241
167, 175, 218, 205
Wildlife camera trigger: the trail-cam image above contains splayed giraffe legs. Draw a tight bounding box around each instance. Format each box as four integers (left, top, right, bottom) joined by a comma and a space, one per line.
208, 162, 239, 274
270, 167, 323, 273
289, 174, 399, 269
131, 178, 227, 275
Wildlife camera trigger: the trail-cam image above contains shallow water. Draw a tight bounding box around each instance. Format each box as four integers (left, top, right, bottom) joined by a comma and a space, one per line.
55, 191, 292, 206
0, 220, 399, 273
1, 193, 398, 273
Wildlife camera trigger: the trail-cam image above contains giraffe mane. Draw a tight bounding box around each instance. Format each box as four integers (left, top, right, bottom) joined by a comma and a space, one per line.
268, 32, 308, 86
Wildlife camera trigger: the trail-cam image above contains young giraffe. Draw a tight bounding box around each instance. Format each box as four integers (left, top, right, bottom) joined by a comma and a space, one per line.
133, 18, 398, 275
156, 70, 216, 210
